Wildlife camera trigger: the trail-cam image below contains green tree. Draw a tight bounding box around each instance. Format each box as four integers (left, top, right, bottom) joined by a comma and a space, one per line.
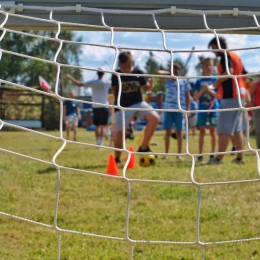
0, 30, 82, 95
0, 30, 83, 130
145, 52, 165, 93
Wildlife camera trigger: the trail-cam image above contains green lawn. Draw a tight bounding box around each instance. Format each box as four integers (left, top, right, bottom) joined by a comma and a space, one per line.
0, 128, 259, 260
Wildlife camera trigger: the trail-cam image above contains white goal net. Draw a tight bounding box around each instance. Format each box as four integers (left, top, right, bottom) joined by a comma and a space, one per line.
0, 3, 260, 260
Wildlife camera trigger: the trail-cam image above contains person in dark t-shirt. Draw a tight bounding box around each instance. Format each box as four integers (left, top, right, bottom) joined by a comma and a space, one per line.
111, 52, 159, 164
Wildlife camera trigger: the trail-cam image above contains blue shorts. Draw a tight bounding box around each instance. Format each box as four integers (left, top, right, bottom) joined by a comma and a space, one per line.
217, 98, 244, 135
197, 115, 217, 127
163, 112, 183, 130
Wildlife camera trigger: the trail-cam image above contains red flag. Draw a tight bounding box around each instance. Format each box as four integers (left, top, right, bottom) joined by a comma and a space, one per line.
39, 76, 52, 91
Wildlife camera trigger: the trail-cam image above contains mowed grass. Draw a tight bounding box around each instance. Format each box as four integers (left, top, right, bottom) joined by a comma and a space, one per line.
0, 128, 260, 260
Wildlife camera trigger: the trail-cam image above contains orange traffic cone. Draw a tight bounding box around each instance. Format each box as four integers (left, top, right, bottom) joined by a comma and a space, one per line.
126, 146, 136, 169
106, 154, 119, 176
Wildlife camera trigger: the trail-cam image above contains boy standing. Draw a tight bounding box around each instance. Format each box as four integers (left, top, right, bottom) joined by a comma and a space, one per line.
111, 52, 159, 164
193, 58, 219, 164
158, 63, 191, 160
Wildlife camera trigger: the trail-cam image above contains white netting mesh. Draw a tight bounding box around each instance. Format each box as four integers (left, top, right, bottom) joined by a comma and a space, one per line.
0, 4, 260, 260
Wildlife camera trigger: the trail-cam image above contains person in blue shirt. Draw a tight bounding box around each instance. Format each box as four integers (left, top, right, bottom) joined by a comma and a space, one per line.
193, 58, 219, 164
63, 91, 81, 141
158, 62, 191, 161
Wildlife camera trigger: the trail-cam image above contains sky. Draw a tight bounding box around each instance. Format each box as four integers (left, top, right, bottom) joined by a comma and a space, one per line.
73, 30, 260, 96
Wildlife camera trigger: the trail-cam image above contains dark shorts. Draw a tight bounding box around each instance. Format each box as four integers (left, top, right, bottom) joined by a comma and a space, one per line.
93, 107, 109, 126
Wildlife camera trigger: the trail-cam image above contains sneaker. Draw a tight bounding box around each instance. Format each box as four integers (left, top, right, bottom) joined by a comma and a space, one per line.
137, 146, 152, 153
207, 156, 216, 165
230, 146, 236, 155
176, 155, 183, 161
115, 158, 121, 164
171, 132, 177, 139
208, 157, 223, 165
137, 146, 157, 158
230, 158, 245, 164
198, 156, 204, 162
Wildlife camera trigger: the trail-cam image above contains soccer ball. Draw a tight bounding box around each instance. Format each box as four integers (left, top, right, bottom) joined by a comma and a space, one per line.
139, 154, 156, 167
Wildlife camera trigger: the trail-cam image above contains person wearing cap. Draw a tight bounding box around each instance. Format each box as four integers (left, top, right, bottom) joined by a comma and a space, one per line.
66, 68, 111, 146
157, 62, 191, 161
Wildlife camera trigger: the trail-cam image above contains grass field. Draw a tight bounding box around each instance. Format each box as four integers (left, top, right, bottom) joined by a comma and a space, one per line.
0, 128, 260, 260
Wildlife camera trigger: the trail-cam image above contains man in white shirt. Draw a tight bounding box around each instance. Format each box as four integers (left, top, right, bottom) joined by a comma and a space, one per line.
66, 68, 111, 146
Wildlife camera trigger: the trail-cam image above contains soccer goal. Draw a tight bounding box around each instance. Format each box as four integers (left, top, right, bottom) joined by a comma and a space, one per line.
0, 1, 260, 259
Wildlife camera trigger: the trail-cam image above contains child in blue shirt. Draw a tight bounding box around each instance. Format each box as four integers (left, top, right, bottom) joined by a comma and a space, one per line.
193, 58, 219, 164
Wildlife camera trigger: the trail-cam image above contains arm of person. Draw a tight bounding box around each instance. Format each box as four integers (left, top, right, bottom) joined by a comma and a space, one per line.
141, 78, 154, 92
185, 90, 191, 113
111, 85, 117, 98
76, 106, 81, 120
250, 83, 257, 100
65, 74, 84, 87
213, 69, 234, 88
63, 105, 67, 121
245, 89, 252, 107
193, 84, 209, 100
250, 83, 257, 107
157, 70, 170, 84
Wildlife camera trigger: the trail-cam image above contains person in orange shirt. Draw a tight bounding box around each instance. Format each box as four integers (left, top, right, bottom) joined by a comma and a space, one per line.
208, 36, 247, 164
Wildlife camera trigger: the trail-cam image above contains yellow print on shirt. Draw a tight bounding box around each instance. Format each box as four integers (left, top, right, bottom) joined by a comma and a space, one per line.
121, 81, 140, 93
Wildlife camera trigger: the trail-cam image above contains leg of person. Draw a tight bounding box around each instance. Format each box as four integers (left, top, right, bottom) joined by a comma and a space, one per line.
73, 116, 78, 141
197, 115, 207, 162
114, 129, 123, 163
73, 124, 77, 141
164, 129, 172, 154
162, 111, 174, 158
133, 101, 159, 152
65, 115, 71, 140
93, 109, 100, 145
230, 135, 236, 155
175, 129, 183, 154
188, 115, 197, 139
217, 134, 230, 160
99, 125, 107, 146
66, 125, 70, 140
141, 111, 159, 150
253, 109, 260, 149
233, 131, 243, 159
98, 108, 109, 146
207, 116, 217, 164
174, 112, 184, 160
216, 98, 243, 163
114, 109, 134, 163
198, 126, 206, 161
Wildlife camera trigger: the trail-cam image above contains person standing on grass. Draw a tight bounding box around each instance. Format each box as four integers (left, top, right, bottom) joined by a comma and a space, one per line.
63, 91, 81, 141
193, 58, 219, 164
157, 62, 191, 161
111, 51, 159, 164
208, 36, 247, 164
66, 68, 110, 146
250, 76, 260, 149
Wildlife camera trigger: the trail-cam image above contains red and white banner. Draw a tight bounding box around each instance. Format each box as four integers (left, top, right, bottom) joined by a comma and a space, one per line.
39, 75, 52, 91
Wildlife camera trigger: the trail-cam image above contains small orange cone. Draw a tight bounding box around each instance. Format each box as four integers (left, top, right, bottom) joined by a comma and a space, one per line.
106, 154, 119, 176
126, 146, 136, 169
